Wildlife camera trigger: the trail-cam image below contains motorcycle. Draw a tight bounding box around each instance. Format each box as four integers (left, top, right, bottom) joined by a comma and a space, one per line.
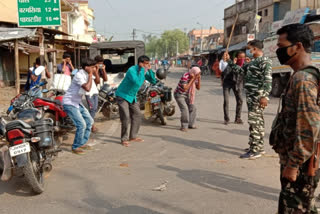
97, 83, 119, 120
144, 81, 175, 125
0, 107, 60, 194
137, 81, 151, 110
8, 81, 73, 145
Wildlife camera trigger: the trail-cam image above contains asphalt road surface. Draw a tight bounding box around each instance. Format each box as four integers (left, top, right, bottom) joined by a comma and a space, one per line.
0, 67, 319, 214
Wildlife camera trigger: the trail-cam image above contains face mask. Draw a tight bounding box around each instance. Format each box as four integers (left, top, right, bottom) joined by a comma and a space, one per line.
246, 49, 253, 58
276, 44, 296, 65
236, 58, 245, 67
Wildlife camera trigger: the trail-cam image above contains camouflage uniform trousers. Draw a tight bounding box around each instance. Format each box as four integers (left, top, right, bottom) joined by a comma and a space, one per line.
247, 101, 265, 153
278, 162, 320, 214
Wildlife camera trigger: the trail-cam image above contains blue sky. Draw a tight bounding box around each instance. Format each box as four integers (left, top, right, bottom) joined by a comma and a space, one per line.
89, 0, 235, 41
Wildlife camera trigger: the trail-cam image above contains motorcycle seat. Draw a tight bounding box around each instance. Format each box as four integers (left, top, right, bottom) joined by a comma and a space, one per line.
6, 120, 31, 130
39, 98, 62, 105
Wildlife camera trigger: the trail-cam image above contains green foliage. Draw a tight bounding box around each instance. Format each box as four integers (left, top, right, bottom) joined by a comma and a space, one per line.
145, 29, 189, 58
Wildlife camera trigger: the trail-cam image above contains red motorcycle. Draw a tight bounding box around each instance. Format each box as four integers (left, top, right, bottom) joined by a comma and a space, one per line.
33, 90, 74, 144
8, 85, 73, 145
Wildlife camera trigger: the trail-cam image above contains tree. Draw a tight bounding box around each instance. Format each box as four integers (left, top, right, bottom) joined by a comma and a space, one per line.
145, 29, 189, 58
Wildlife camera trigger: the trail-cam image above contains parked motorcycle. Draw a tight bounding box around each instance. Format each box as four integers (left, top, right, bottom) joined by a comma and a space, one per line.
143, 69, 175, 125
97, 83, 119, 120
8, 81, 73, 145
137, 81, 151, 110
1, 107, 60, 194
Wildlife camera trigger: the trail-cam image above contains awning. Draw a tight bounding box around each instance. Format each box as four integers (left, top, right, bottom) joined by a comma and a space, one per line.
221, 41, 247, 52
200, 51, 210, 55
0, 27, 36, 43
43, 28, 70, 36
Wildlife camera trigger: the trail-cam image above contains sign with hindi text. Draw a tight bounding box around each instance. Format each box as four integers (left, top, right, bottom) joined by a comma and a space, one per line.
17, 0, 61, 27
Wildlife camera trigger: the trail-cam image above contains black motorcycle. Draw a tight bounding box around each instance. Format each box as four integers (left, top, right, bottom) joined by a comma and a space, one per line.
139, 68, 175, 125
145, 81, 175, 125
97, 83, 119, 120
0, 107, 60, 194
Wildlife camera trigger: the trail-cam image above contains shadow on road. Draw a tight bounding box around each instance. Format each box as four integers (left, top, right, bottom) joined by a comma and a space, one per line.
57, 169, 183, 214
0, 177, 36, 197
142, 134, 242, 156
106, 206, 164, 214
158, 165, 279, 201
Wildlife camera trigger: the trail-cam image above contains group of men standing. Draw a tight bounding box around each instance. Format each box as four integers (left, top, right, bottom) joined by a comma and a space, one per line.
221, 23, 320, 213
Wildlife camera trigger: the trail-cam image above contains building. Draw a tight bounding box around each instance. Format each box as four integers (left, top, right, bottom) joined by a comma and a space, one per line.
202, 33, 224, 51
188, 26, 223, 54
51, 0, 96, 44
224, 0, 275, 47
291, 0, 320, 10
0, 0, 95, 91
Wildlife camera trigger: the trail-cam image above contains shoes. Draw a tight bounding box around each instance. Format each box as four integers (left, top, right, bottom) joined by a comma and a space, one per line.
80, 144, 93, 150
244, 148, 266, 155
72, 148, 85, 155
240, 151, 262, 160
234, 118, 244, 124
224, 120, 229, 125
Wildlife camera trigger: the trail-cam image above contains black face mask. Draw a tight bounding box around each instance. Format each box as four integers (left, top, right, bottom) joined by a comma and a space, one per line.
276, 44, 296, 65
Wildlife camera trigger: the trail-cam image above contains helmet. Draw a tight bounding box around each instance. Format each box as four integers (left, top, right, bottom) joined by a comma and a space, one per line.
156, 68, 166, 80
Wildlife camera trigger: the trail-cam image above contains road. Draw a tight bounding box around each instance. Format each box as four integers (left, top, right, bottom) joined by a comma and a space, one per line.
0, 67, 318, 214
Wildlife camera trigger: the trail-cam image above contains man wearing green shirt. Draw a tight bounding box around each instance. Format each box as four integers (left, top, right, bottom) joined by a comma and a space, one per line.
116, 55, 157, 147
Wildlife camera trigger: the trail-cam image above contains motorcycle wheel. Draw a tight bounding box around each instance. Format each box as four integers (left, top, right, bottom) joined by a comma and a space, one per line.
164, 104, 175, 117
157, 108, 167, 125
23, 145, 44, 194
102, 105, 111, 120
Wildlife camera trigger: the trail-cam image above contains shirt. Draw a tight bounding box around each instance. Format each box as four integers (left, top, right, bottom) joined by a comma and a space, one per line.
86, 76, 99, 96
63, 69, 88, 108
219, 60, 228, 72
174, 72, 190, 96
276, 67, 320, 169
228, 56, 272, 107
115, 65, 157, 103
57, 63, 72, 76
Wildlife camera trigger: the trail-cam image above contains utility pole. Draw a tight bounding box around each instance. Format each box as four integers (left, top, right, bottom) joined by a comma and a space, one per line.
132, 28, 136, 40
176, 40, 179, 66
165, 41, 168, 58
176, 40, 179, 56
255, 0, 258, 38
197, 22, 203, 53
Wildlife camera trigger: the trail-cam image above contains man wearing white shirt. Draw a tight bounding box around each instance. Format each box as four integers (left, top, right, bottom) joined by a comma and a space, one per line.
85, 56, 108, 133
219, 55, 228, 72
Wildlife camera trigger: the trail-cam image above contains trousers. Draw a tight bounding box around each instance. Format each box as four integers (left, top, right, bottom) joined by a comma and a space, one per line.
117, 97, 141, 142
223, 85, 243, 122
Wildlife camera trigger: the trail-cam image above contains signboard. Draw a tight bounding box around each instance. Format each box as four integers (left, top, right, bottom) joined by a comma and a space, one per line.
271, 20, 284, 33
247, 34, 255, 42
17, 0, 61, 27
282, 8, 309, 26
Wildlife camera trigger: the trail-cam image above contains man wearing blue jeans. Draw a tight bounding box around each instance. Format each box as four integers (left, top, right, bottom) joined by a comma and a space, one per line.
62, 58, 96, 155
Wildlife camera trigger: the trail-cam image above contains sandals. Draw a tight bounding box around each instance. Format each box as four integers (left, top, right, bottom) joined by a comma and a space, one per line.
121, 138, 144, 147
188, 126, 197, 129
121, 141, 130, 147
180, 128, 188, 132
129, 138, 144, 142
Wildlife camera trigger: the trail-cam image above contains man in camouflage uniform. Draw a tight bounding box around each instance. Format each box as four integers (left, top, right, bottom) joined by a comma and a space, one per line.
226, 40, 272, 159
272, 24, 320, 213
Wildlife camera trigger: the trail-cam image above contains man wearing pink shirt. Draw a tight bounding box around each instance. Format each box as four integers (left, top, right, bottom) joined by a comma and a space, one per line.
57, 53, 74, 75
